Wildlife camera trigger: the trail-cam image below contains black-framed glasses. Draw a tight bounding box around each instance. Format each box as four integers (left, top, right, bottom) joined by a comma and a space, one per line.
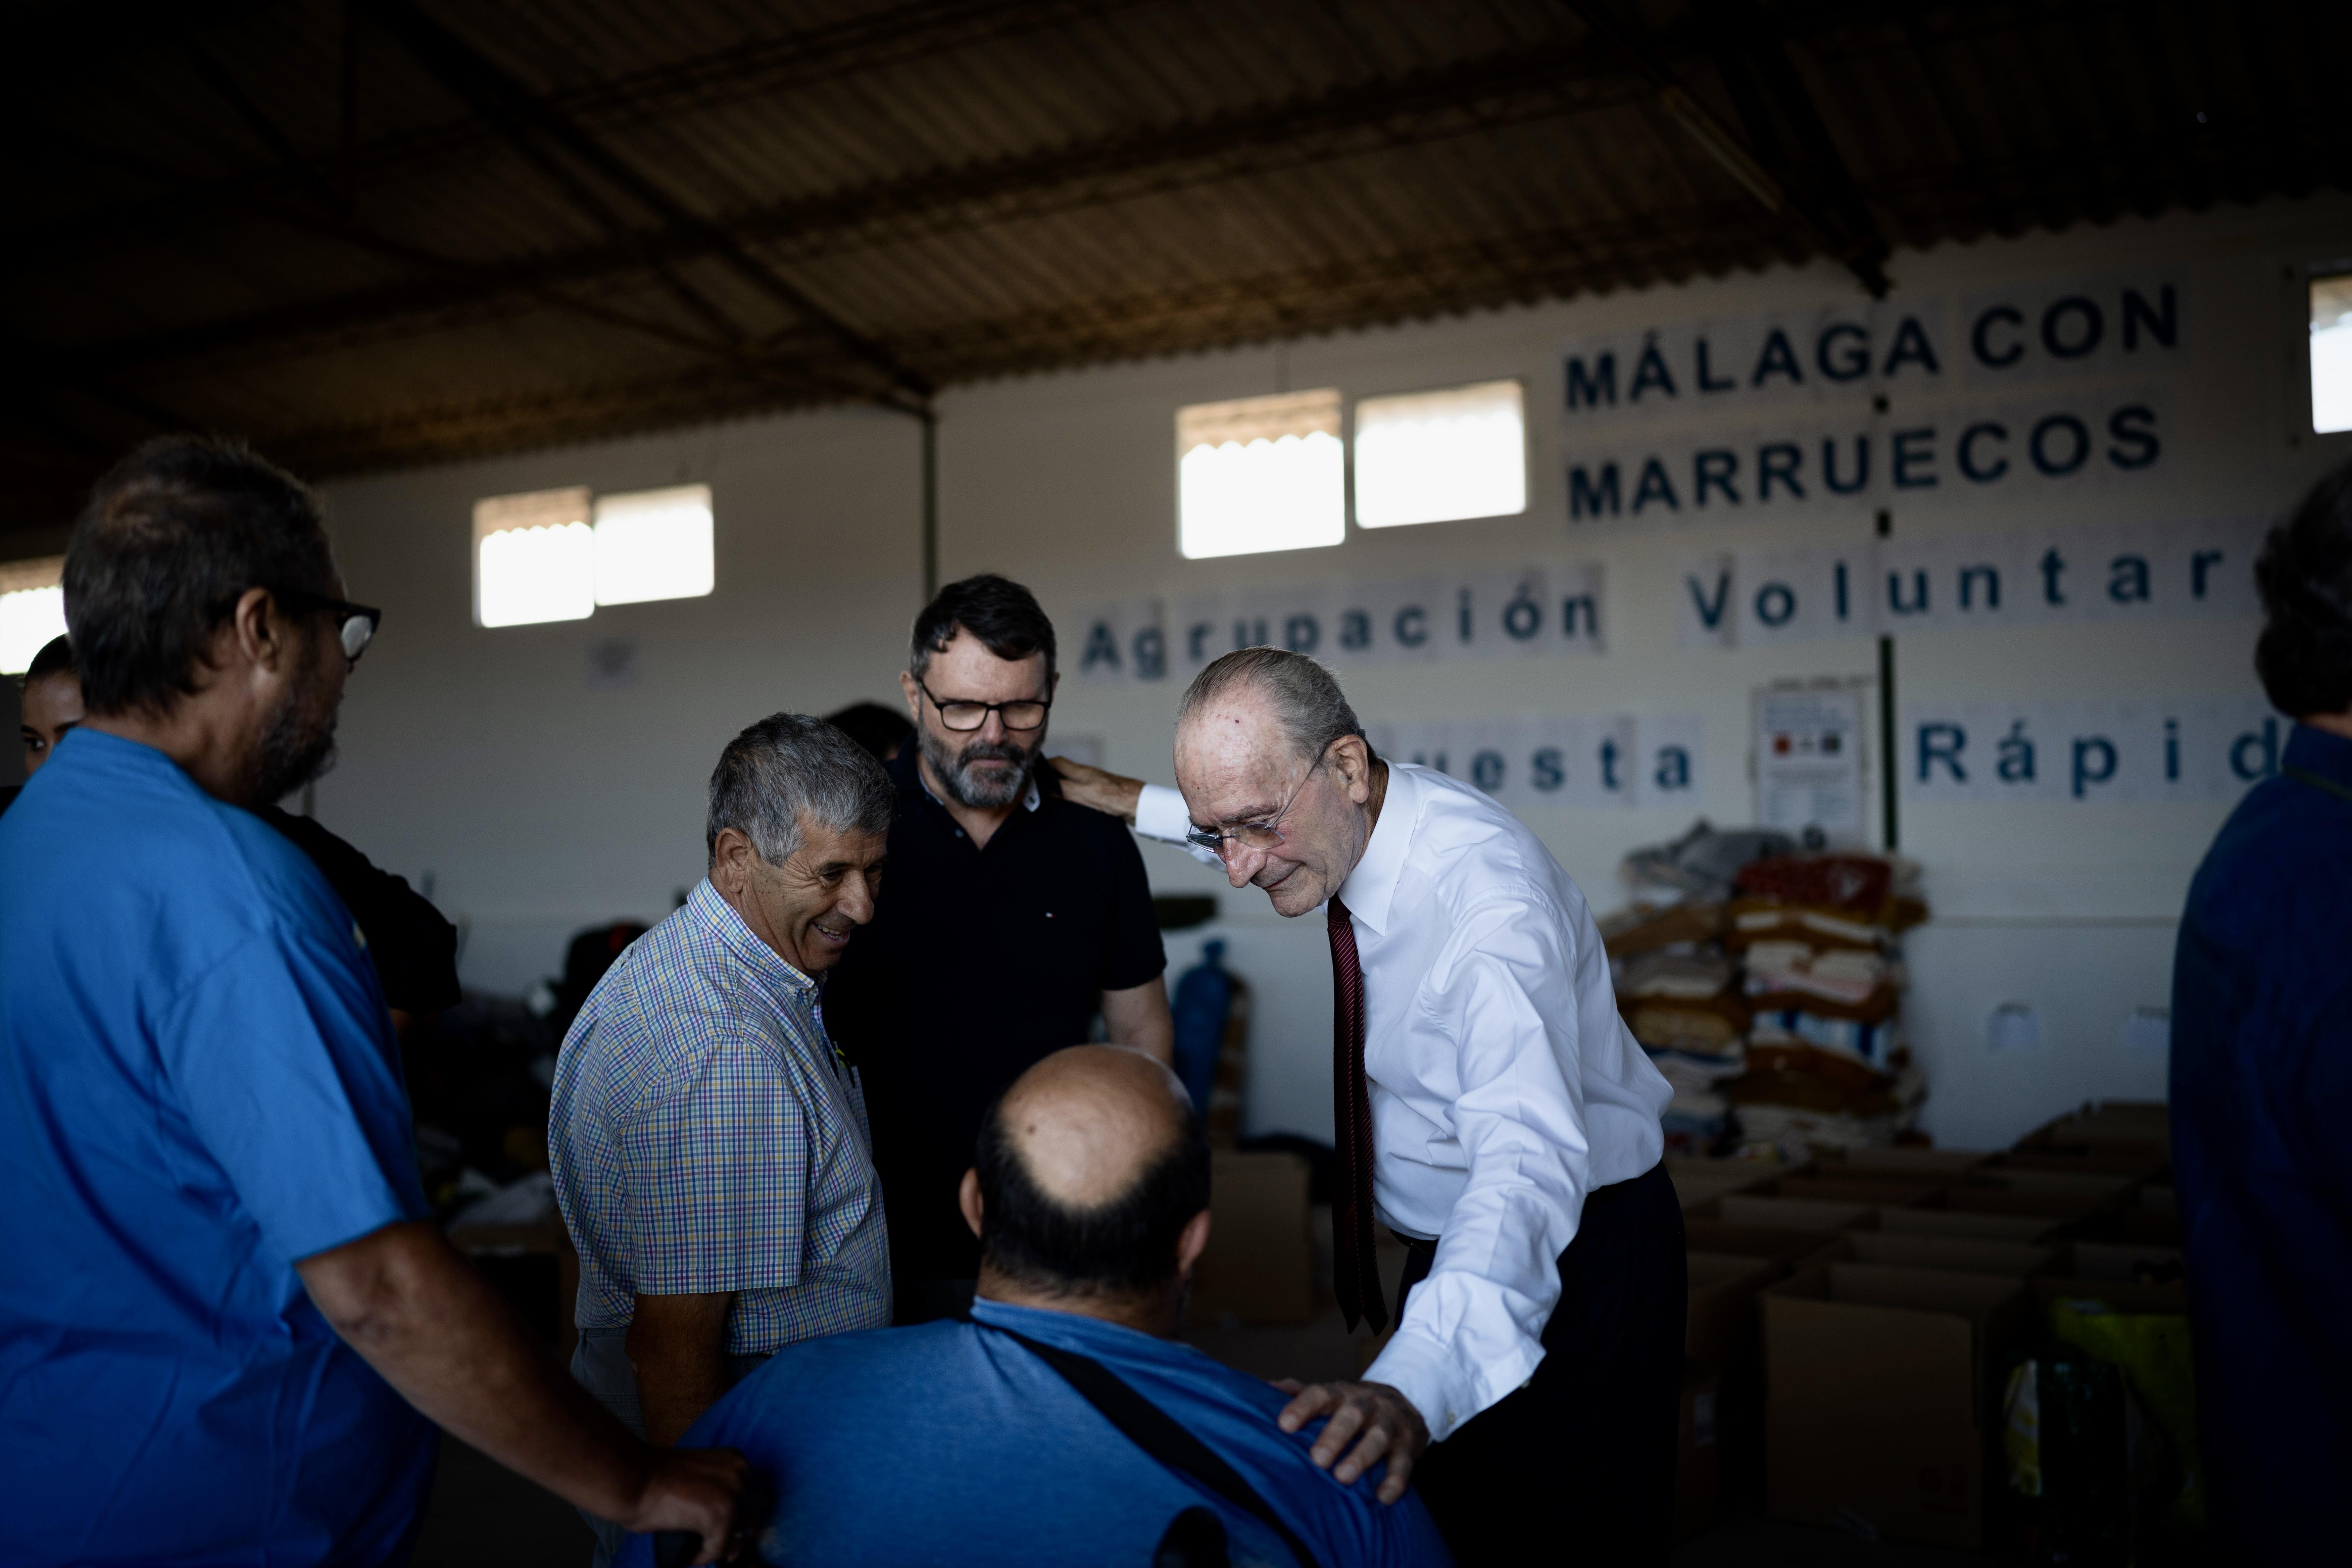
277, 589, 383, 668
1183, 753, 1325, 861
917, 677, 1050, 732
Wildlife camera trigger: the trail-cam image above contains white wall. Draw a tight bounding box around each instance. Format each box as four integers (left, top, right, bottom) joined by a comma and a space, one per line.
317, 194, 2352, 1152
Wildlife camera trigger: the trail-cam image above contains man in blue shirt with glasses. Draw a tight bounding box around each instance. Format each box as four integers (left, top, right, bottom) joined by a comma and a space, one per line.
0, 436, 743, 1567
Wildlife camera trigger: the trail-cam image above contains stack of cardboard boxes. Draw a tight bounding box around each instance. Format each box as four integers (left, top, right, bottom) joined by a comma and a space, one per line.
1665, 1104, 2185, 1554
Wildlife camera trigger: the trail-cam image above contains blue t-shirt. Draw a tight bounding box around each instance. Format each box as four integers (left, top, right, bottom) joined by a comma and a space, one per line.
616, 1297, 1453, 1567
2171, 720, 2352, 1556
0, 731, 435, 1566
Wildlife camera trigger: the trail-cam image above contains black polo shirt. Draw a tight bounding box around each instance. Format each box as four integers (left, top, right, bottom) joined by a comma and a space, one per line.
825, 744, 1165, 1298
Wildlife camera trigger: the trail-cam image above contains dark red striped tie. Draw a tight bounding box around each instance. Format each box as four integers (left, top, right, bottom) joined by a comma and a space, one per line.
1327, 896, 1388, 1334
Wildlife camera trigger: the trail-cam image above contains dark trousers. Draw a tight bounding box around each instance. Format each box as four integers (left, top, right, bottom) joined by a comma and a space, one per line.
1397, 1162, 1687, 1566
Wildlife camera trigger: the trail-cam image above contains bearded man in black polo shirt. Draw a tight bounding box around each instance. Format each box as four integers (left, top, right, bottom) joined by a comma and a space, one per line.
825, 575, 1173, 1322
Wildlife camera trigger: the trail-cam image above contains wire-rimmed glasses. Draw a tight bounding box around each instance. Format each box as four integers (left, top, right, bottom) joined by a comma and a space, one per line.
1183, 754, 1325, 861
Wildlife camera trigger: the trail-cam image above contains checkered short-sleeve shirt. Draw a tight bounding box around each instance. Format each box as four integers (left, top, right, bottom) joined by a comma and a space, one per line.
550, 881, 891, 1355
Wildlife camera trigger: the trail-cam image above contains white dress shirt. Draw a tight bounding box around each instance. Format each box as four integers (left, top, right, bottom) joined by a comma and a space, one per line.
1135, 782, 1223, 866
1136, 766, 1670, 1439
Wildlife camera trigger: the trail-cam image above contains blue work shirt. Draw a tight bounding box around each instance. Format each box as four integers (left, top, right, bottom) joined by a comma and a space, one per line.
0, 730, 435, 1567
2172, 720, 2352, 1558
616, 1297, 1453, 1567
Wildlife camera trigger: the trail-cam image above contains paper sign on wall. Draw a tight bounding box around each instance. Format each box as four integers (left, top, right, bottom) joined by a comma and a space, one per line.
1368, 712, 1703, 811
1902, 696, 2281, 803
1074, 561, 1604, 684
1680, 514, 2266, 648
1754, 686, 1866, 843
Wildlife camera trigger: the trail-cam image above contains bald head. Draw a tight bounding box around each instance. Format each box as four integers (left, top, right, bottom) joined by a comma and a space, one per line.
998, 1046, 1190, 1206
973, 1046, 1210, 1299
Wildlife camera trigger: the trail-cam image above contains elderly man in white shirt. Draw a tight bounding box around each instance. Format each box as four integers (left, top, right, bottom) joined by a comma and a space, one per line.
1073, 646, 1681, 1564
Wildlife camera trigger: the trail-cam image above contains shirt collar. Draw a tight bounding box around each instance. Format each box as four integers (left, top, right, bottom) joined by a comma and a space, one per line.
1333, 761, 1416, 938
685, 878, 818, 998
2287, 720, 2352, 786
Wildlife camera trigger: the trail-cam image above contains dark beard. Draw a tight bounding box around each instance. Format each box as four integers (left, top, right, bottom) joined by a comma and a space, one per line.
253, 669, 341, 805
920, 724, 1036, 809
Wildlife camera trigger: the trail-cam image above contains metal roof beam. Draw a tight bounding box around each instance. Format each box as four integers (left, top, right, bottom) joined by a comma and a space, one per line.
10, 0, 1133, 264
66, 36, 1646, 380
1559, 0, 1889, 296
365, 0, 931, 406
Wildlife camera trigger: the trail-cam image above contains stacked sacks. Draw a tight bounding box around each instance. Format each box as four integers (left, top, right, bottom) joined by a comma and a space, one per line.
1602, 823, 1795, 1154
1721, 852, 1930, 1156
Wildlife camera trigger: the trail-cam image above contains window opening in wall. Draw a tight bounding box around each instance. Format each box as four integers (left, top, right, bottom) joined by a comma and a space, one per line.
474, 487, 594, 628
2311, 273, 2352, 435
0, 556, 67, 675
593, 484, 714, 606
1176, 389, 1345, 559
1353, 378, 1528, 528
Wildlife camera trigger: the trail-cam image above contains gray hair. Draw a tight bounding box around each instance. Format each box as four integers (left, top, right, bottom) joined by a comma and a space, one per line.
1176, 647, 1372, 767
707, 712, 896, 866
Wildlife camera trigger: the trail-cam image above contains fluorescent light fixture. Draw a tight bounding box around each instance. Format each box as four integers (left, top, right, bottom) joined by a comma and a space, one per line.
1177, 390, 1345, 560
594, 484, 714, 606
1353, 378, 1528, 528
0, 556, 67, 676
474, 487, 594, 628
2313, 274, 2352, 435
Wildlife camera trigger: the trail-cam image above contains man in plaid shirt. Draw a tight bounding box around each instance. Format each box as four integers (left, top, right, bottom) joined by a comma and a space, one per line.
552, 713, 895, 1566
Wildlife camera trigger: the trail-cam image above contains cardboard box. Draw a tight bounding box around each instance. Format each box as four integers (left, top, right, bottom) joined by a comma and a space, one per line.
1938, 1185, 2113, 1221
1812, 1147, 1991, 1180
2018, 1100, 2170, 1155
1716, 1193, 1875, 1232
1673, 1370, 1723, 1544
1988, 1148, 2168, 1180
2031, 1275, 2189, 1319
1771, 1174, 1948, 1209
1686, 1252, 1777, 1371
1827, 1231, 2056, 1278
2060, 1206, 2183, 1249
1187, 1150, 1313, 1325
1875, 1206, 2065, 1243
1763, 1263, 2026, 1549
1684, 1221, 1849, 1273
1665, 1156, 1776, 1211
2064, 1239, 2186, 1284
1957, 1168, 2138, 1201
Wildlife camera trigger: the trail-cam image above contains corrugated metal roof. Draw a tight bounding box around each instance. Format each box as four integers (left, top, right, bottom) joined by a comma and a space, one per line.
5, 0, 2346, 533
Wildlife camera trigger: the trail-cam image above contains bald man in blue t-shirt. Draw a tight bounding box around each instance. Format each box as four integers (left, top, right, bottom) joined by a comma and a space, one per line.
620, 1047, 1452, 1568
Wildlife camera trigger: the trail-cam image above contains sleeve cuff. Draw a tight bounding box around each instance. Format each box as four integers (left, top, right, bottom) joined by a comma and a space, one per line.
1134, 784, 1222, 866
1364, 1328, 1469, 1442
1133, 783, 1191, 842
1365, 1321, 1544, 1443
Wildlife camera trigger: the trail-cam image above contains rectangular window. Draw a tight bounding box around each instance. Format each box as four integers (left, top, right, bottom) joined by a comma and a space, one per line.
1176, 390, 1345, 559
0, 556, 67, 676
474, 487, 594, 628
594, 484, 714, 606
1353, 379, 1528, 528
2313, 274, 2352, 435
